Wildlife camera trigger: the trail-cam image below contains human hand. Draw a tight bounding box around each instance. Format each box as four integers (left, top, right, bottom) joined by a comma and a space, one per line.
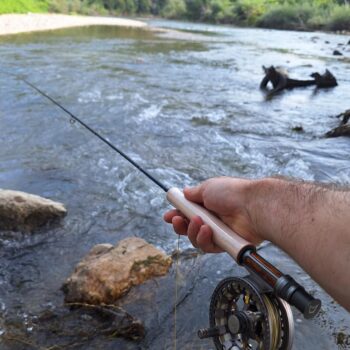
163, 177, 264, 253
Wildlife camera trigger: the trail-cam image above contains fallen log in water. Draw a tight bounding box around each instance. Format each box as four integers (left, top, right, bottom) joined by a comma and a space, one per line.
325, 124, 350, 138
325, 110, 350, 138
260, 66, 337, 96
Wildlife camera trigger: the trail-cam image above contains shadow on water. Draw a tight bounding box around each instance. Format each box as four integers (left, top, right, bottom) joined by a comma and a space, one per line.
0, 25, 156, 44
0, 22, 349, 349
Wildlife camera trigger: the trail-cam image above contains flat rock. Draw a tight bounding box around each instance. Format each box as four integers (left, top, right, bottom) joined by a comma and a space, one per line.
0, 189, 67, 232
63, 237, 172, 304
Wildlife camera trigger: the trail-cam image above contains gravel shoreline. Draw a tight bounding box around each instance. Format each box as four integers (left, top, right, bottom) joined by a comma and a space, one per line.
0, 13, 147, 36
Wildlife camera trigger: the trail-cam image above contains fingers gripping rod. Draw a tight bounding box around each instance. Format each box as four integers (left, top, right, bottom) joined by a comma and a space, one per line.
12, 75, 321, 319
167, 188, 321, 319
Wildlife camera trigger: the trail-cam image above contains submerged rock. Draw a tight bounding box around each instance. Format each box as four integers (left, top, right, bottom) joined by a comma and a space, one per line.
333, 50, 343, 56
291, 126, 304, 133
63, 237, 172, 304
0, 189, 66, 232
3, 303, 145, 348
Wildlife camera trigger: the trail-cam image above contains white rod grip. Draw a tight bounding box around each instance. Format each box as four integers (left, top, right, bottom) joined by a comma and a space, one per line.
166, 187, 254, 262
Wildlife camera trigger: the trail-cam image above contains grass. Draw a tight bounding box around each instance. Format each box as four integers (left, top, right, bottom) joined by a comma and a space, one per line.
0, 0, 49, 14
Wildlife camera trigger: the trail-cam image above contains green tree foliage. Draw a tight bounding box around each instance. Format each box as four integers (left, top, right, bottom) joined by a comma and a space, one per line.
160, 0, 186, 18
0, 0, 49, 14
232, 0, 266, 25
137, 0, 152, 13
328, 4, 350, 30
1, 0, 350, 31
257, 3, 315, 30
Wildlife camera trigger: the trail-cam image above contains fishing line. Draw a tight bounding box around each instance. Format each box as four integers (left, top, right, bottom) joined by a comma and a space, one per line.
4, 71, 180, 349
2, 71, 169, 193
3, 71, 322, 349
174, 234, 180, 350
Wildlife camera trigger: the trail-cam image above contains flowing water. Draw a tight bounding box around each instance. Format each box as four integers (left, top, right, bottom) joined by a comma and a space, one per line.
0, 20, 349, 349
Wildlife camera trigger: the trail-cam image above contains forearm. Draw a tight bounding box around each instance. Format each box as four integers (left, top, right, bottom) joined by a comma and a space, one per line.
249, 178, 350, 310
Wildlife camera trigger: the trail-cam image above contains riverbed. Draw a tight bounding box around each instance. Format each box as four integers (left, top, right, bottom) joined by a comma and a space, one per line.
0, 20, 349, 349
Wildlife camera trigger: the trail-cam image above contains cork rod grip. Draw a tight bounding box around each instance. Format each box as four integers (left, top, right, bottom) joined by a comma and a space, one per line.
166, 187, 255, 262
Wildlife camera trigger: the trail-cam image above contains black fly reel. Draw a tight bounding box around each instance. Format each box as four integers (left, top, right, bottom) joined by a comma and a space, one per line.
198, 276, 294, 350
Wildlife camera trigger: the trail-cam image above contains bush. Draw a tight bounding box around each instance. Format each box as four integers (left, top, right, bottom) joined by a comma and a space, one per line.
49, 0, 69, 13
327, 5, 350, 31
233, 0, 267, 25
307, 14, 327, 30
257, 3, 314, 30
161, 0, 186, 18
209, 0, 232, 23
184, 0, 210, 20
137, 0, 152, 13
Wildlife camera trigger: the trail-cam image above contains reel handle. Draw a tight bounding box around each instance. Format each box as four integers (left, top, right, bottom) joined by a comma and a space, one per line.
275, 275, 321, 319
166, 187, 255, 262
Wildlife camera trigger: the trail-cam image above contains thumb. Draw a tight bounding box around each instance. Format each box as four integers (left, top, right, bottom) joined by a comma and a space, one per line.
183, 184, 204, 204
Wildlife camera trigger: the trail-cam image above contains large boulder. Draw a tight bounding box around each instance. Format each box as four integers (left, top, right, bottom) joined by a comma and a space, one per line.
0, 189, 67, 232
63, 237, 172, 304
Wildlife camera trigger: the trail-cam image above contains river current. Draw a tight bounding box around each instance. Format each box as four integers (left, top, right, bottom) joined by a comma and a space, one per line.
0, 20, 349, 349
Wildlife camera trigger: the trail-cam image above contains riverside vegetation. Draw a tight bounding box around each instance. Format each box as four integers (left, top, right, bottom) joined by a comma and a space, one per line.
1, 0, 350, 31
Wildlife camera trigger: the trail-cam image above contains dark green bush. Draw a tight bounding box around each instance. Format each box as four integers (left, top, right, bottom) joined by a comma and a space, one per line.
327, 5, 350, 31
209, 0, 232, 23
257, 4, 315, 30
161, 0, 186, 18
233, 0, 267, 25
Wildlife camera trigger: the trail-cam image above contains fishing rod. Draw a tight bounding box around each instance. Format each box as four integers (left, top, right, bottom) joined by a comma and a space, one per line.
8, 73, 321, 350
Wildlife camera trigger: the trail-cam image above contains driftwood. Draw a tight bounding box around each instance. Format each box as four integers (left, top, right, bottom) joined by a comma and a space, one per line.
310, 69, 338, 88
337, 109, 350, 125
325, 110, 350, 138
260, 66, 337, 96
325, 124, 350, 138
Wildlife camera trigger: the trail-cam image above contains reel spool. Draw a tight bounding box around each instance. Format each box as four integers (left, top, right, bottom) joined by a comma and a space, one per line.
198, 276, 294, 350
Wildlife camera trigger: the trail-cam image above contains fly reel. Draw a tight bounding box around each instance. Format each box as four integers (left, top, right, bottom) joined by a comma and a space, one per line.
198, 276, 294, 350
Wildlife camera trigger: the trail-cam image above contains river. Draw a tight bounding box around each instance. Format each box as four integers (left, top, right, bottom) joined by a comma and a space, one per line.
0, 19, 349, 349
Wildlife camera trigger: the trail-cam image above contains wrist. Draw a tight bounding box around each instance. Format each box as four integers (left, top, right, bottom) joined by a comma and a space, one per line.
237, 178, 270, 242
248, 177, 327, 245
246, 177, 296, 243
